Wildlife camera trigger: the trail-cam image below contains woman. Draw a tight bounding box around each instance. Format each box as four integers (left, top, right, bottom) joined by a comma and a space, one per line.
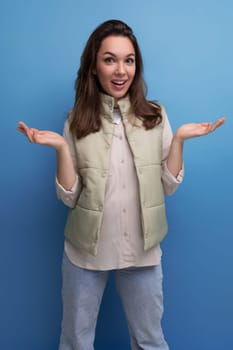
17, 19, 224, 350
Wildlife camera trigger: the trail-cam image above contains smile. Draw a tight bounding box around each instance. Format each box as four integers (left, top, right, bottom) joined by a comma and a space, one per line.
111, 80, 127, 87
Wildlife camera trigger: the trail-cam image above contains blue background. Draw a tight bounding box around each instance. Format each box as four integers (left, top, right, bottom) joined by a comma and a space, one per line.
1, 1, 232, 349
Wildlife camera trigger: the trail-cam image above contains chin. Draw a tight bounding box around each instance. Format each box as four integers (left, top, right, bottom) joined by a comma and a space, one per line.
112, 90, 129, 100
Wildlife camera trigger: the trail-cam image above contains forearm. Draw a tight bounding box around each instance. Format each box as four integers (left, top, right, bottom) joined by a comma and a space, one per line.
166, 135, 184, 178
56, 143, 77, 191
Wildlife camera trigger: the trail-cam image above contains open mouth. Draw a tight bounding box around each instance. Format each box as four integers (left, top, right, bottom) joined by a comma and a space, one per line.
111, 80, 127, 87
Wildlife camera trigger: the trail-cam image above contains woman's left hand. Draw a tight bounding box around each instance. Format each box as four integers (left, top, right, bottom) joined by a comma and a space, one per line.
174, 117, 225, 142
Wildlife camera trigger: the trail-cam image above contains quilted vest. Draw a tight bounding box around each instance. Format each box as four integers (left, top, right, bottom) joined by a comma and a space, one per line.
64, 94, 168, 256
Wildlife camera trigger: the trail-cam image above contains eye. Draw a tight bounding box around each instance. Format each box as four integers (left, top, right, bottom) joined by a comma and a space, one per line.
126, 57, 135, 65
104, 57, 115, 64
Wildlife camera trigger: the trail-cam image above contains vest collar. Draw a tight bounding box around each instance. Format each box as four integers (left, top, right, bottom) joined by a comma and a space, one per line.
101, 93, 131, 121
101, 93, 143, 127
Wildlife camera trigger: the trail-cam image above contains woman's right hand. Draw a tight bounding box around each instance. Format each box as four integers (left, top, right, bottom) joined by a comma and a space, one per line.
17, 121, 78, 191
17, 121, 67, 151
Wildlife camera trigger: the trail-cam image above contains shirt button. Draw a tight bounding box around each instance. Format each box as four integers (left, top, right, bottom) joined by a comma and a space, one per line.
124, 232, 128, 237
121, 159, 124, 164
122, 208, 126, 213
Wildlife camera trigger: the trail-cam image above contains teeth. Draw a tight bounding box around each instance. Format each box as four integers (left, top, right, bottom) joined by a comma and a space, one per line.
112, 81, 125, 85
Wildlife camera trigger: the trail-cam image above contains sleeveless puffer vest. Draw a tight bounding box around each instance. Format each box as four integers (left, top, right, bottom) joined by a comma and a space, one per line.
64, 94, 168, 256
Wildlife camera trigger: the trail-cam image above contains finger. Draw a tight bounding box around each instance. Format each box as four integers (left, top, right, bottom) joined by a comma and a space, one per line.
17, 128, 33, 142
210, 118, 225, 132
17, 123, 31, 138
198, 123, 212, 135
215, 117, 225, 127
17, 123, 26, 132
17, 121, 39, 143
16, 125, 26, 134
17, 121, 30, 135
17, 121, 29, 130
23, 127, 34, 143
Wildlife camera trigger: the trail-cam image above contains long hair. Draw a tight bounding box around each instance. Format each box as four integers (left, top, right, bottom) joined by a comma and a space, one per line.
69, 19, 162, 138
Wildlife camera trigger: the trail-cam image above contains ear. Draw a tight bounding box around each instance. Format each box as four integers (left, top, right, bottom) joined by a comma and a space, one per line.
92, 68, 97, 75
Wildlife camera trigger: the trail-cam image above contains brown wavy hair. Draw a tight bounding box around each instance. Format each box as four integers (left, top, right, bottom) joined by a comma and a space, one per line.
69, 19, 162, 138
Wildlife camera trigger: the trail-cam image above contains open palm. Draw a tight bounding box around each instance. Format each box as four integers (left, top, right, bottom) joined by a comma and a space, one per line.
17, 121, 66, 151
175, 118, 225, 141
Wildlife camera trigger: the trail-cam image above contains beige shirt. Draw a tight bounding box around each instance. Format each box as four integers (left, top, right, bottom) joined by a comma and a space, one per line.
56, 109, 184, 271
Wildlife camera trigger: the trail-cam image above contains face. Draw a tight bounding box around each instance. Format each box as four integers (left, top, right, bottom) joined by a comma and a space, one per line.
94, 35, 136, 103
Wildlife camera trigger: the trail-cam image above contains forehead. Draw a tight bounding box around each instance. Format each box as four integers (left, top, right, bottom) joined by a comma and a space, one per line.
98, 35, 135, 55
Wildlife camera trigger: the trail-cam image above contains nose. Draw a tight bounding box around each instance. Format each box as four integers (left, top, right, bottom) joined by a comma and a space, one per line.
115, 62, 126, 75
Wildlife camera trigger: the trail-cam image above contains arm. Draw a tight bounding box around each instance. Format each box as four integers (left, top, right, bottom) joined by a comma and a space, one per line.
166, 118, 225, 178
56, 143, 77, 191
161, 112, 184, 195
55, 121, 82, 208
17, 121, 76, 191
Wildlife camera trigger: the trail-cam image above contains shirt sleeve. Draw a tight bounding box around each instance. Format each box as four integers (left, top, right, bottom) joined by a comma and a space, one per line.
55, 120, 82, 208
161, 106, 184, 195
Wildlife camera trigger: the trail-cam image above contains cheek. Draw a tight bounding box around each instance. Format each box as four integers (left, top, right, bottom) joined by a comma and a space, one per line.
129, 69, 136, 82
96, 67, 111, 84
129, 65, 136, 77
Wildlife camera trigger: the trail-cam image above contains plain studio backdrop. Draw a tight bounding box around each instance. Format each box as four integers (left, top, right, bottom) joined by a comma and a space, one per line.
0, 1, 232, 349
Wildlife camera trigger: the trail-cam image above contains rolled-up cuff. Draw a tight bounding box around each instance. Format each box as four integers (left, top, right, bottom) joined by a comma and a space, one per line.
162, 162, 184, 195
55, 175, 80, 207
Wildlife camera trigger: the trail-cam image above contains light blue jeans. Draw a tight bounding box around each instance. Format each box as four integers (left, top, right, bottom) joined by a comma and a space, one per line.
59, 253, 169, 350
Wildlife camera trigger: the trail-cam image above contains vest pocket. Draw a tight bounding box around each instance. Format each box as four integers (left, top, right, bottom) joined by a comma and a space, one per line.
65, 205, 102, 255
138, 164, 164, 207
143, 204, 168, 249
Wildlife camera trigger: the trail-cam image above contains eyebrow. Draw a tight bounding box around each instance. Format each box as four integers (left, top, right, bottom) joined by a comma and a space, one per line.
103, 51, 135, 57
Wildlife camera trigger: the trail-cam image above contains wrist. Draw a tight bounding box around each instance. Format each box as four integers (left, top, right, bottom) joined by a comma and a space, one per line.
173, 133, 185, 144
55, 141, 69, 153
